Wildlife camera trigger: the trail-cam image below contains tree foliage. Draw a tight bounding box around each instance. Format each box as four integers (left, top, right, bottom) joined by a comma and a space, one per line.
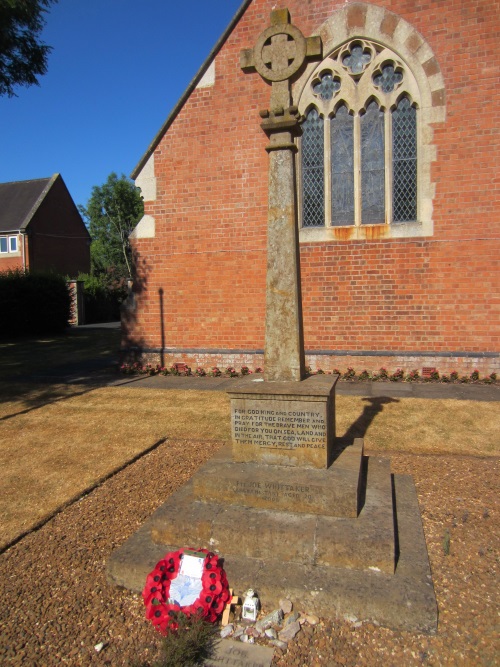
0, 0, 57, 97
79, 173, 144, 278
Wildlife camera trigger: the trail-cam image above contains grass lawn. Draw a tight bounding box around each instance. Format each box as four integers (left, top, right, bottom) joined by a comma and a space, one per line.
1, 374, 498, 551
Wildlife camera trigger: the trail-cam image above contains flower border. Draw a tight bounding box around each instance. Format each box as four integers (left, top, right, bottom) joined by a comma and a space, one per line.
120, 363, 497, 385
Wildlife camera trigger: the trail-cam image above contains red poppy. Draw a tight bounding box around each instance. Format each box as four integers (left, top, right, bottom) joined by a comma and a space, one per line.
143, 548, 230, 635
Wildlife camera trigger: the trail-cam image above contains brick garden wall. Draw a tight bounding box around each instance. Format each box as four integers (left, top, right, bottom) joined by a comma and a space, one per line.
125, 0, 499, 376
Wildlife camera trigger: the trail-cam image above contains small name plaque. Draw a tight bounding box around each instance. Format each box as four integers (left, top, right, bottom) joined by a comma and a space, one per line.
234, 478, 314, 503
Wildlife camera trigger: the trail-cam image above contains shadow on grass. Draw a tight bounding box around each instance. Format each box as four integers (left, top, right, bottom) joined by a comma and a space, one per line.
0, 326, 122, 418
337, 396, 400, 449
0, 327, 121, 384
0, 380, 108, 422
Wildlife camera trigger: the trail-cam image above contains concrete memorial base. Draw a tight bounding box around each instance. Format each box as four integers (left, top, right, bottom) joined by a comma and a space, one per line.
107, 441, 437, 632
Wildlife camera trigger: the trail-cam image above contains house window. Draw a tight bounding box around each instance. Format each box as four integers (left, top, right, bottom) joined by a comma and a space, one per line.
0, 236, 18, 253
299, 40, 420, 230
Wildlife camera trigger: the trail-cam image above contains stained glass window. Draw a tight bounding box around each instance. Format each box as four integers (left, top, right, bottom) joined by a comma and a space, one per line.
299, 39, 421, 231
361, 101, 385, 224
331, 105, 355, 226
343, 44, 372, 75
373, 63, 403, 93
313, 73, 340, 101
393, 97, 417, 222
302, 108, 325, 227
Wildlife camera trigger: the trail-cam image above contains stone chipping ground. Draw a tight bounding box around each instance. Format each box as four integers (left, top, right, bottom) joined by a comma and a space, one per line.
0, 439, 498, 667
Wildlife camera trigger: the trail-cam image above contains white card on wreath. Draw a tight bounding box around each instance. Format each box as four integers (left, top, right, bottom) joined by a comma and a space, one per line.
179, 554, 205, 580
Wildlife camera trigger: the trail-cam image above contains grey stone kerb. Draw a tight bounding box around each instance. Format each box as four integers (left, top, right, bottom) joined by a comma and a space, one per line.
241, 9, 322, 382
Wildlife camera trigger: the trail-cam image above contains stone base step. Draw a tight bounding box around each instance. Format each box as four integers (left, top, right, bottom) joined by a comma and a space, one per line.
147, 454, 394, 573
193, 439, 364, 518
106, 475, 437, 633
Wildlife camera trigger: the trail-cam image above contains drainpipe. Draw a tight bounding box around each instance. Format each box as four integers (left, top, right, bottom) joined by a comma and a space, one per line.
20, 231, 26, 271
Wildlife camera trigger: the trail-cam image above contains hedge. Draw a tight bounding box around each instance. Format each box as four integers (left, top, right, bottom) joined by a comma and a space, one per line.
77, 273, 128, 324
0, 270, 71, 336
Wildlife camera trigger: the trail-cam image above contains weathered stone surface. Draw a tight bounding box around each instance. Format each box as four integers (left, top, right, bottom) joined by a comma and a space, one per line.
315, 457, 395, 574
107, 474, 437, 632
220, 624, 234, 639
212, 505, 317, 564
279, 598, 293, 614
239, 10, 323, 381
117, 448, 391, 571
146, 487, 393, 569
264, 145, 304, 381
279, 620, 301, 642
149, 481, 220, 546
205, 639, 274, 667
229, 375, 337, 468
193, 443, 363, 518
256, 609, 283, 634
285, 612, 300, 625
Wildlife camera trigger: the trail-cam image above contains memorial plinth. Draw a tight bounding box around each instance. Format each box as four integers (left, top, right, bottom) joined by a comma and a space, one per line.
230, 375, 337, 468
107, 439, 437, 631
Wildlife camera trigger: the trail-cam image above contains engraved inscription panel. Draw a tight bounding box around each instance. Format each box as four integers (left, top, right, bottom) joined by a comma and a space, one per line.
232, 404, 326, 450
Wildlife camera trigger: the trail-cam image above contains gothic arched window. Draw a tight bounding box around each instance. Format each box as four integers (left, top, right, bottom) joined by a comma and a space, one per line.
299, 40, 420, 229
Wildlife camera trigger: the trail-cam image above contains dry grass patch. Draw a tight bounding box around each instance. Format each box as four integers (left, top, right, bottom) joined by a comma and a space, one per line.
336, 395, 500, 456
0, 385, 230, 550
1, 385, 498, 551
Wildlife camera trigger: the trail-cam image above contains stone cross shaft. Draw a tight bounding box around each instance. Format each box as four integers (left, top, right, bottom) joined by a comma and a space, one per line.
240, 9, 322, 381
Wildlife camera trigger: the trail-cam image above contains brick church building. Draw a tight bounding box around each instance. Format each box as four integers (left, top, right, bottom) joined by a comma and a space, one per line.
124, 0, 499, 377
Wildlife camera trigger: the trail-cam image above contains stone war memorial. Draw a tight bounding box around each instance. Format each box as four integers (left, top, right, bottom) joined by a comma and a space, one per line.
108, 10, 437, 633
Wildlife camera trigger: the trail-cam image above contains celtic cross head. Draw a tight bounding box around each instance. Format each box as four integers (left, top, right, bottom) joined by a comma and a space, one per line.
240, 8, 322, 115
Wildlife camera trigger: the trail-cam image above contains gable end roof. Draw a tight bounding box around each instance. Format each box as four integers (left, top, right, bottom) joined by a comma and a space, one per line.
131, 0, 253, 180
0, 174, 58, 234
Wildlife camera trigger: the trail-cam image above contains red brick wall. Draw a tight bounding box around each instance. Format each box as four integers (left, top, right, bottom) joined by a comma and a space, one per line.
0, 254, 23, 272
126, 0, 500, 375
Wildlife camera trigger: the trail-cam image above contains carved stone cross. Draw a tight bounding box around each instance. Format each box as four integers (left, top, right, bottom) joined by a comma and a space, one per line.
241, 8, 322, 114
240, 10, 322, 381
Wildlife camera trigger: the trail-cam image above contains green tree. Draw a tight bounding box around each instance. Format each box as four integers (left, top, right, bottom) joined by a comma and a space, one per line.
0, 0, 57, 97
79, 173, 144, 278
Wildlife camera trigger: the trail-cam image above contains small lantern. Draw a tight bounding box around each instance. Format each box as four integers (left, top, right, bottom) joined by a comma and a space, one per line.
241, 589, 260, 622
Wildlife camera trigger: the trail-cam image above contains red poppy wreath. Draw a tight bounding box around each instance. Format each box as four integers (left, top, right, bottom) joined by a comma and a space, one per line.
142, 548, 230, 634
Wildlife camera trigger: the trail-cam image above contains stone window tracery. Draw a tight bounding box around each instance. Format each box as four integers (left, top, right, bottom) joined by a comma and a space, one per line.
298, 39, 420, 230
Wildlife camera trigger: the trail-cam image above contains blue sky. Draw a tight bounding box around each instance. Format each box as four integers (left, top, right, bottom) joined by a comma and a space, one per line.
0, 0, 244, 208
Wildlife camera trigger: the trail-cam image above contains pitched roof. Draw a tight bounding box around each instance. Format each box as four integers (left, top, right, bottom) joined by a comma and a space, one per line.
131, 0, 253, 180
0, 174, 57, 234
